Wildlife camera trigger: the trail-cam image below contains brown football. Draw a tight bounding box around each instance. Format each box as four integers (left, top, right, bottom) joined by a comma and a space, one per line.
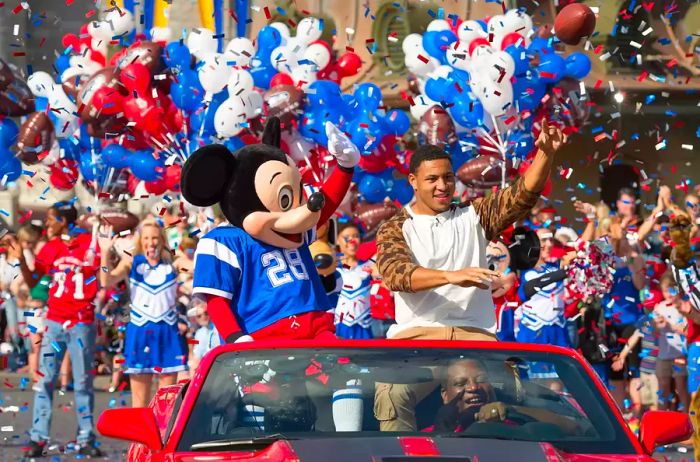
264, 85, 304, 127
419, 105, 457, 146
456, 155, 516, 188
77, 209, 140, 234
554, 3, 596, 45
16, 112, 54, 165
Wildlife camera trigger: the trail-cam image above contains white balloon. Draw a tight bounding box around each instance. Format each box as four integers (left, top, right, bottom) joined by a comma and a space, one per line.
150, 27, 172, 43
427, 19, 451, 32
427, 65, 453, 80
87, 20, 113, 41
214, 97, 246, 138
304, 43, 331, 70
409, 94, 437, 120
270, 45, 298, 73
295, 17, 323, 45
227, 69, 255, 96
225, 37, 256, 67
402, 33, 424, 55
492, 51, 515, 78
473, 79, 513, 117
245, 91, 264, 119
198, 53, 231, 96
269, 22, 291, 44
105, 9, 135, 36
187, 28, 218, 60
61, 58, 103, 82
445, 40, 471, 72
405, 54, 438, 78
42, 140, 61, 166
291, 65, 317, 89
458, 20, 487, 44
27, 72, 55, 98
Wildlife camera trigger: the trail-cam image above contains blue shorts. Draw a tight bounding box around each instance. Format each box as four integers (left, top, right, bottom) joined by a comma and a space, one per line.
687, 342, 700, 393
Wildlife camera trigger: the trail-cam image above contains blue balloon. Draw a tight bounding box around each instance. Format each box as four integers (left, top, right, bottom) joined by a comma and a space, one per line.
382, 110, 410, 136
129, 149, 164, 182
223, 136, 245, 152
512, 75, 546, 112
171, 70, 204, 112
448, 133, 478, 168
358, 170, 392, 203
190, 91, 226, 137
164, 42, 192, 70
249, 26, 283, 89
537, 53, 565, 83
0, 149, 21, 182
79, 151, 102, 181
564, 52, 592, 79
425, 77, 451, 103
388, 178, 413, 205
55, 55, 71, 75
449, 94, 484, 128
0, 118, 18, 146
422, 30, 457, 64
354, 83, 382, 110
508, 130, 535, 159
58, 139, 80, 161
528, 36, 553, 56
504, 45, 530, 76
34, 96, 48, 112
102, 144, 130, 169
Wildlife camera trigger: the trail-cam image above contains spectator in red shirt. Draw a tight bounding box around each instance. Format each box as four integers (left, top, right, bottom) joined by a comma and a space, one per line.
13, 203, 103, 457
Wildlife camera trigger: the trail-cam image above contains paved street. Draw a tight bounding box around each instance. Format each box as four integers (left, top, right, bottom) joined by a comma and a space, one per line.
0, 373, 129, 461
0, 372, 695, 461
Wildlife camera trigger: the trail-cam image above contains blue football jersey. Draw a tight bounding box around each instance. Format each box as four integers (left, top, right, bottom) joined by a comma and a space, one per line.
192, 225, 332, 334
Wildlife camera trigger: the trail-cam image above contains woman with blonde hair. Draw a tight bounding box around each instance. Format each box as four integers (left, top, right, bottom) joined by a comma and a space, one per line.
98, 219, 187, 407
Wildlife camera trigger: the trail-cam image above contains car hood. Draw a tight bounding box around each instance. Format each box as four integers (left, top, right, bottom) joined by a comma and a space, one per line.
172, 437, 653, 462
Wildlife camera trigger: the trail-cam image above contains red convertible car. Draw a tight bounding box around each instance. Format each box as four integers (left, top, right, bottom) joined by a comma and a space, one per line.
97, 340, 692, 461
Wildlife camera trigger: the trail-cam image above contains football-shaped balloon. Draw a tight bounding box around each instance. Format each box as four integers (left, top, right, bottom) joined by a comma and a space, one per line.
456, 155, 517, 188
264, 84, 304, 127
0, 59, 14, 91
554, 3, 596, 45
354, 201, 399, 236
77, 209, 140, 234
419, 106, 456, 146
16, 112, 54, 164
114, 41, 165, 75
77, 68, 125, 122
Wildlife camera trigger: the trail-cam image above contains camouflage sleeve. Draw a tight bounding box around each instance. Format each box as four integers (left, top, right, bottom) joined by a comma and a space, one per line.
376, 209, 418, 293
472, 177, 541, 241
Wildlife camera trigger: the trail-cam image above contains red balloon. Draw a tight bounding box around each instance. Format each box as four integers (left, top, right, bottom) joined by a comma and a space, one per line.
49, 160, 79, 190
336, 52, 362, 77
500, 32, 525, 50
145, 177, 168, 195
468, 38, 490, 56
164, 164, 181, 191
270, 73, 294, 87
91, 86, 125, 115
120, 62, 152, 96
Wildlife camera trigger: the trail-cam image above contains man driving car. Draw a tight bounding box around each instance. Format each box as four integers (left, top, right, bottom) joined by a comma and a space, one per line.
429, 359, 581, 435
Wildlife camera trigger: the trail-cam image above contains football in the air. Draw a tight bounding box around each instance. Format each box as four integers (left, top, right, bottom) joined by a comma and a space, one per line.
456, 155, 516, 188
77, 209, 140, 234
554, 3, 596, 45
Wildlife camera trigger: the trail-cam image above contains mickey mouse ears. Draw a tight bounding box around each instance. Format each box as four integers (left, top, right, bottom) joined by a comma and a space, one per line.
180, 144, 236, 207
262, 116, 281, 148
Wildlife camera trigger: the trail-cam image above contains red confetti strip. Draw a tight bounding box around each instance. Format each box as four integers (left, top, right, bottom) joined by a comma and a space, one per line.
637, 71, 648, 82
187, 339, 199, 345
85, 9, 96, 18
12, 3, 23, 14
263, 6, 271, 19
417, 54, 429, 64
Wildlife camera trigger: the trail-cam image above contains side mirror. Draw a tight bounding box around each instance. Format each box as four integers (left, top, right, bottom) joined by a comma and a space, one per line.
97, 407, 163, 452
639, 410, 692, 454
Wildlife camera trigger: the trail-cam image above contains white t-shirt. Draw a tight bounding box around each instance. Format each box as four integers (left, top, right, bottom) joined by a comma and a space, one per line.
387, 204, 496, 338
655, 301, 686, 360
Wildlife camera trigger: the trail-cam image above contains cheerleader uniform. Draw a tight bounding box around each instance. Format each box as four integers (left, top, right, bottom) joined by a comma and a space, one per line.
124, 255, 188, 374
515, 263, 570, 378
334, 263, 373, 339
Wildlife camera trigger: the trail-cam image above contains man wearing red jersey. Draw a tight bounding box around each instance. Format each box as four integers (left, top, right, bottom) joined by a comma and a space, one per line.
12, 203, 103, 457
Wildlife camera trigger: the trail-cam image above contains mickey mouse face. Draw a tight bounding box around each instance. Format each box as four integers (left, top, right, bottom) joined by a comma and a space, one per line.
486, 241, 515, 299
180, 117, 325, 249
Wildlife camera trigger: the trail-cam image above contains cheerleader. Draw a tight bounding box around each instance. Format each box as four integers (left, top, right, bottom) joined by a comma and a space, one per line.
99, 218, 188, 407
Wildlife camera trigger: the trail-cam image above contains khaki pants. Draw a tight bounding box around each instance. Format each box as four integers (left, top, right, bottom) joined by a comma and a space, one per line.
373, 326, 497, 431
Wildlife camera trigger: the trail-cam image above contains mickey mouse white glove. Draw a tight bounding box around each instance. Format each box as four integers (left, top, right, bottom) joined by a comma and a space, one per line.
325, 121, 360, 169
234, 335, 254, 343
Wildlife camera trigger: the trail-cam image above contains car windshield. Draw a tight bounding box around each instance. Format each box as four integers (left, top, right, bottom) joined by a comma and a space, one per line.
177, 347, 635, 454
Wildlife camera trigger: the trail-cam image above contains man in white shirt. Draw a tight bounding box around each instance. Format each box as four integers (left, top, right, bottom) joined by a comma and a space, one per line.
374, 121, 564, 430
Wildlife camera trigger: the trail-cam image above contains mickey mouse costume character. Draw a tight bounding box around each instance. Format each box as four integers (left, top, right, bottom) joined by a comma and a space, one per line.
183, 117, 360, 343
